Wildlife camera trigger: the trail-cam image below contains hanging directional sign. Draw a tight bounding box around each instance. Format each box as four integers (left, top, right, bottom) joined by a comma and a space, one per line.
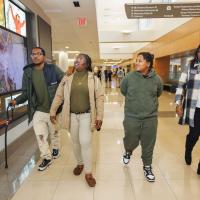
125, 3, 200, 19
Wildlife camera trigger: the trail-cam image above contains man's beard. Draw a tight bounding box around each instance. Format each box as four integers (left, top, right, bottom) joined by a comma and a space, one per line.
33, 60, 44, 66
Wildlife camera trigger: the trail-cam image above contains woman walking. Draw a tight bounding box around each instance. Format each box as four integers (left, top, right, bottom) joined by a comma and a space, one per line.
50, 54, 104, 186
121, 52, 163, 182
176, 44, 200, 175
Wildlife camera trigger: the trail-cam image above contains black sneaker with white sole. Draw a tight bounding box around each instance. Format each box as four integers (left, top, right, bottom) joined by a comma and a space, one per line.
143, 166, 155, 182
38, 159, 52, 171
123, 152, 131, 164
52, 149, 60, 159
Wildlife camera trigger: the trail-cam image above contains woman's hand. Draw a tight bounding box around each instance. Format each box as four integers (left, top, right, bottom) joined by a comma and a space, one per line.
50, 116, 56, 124
176, 105, 183, 118
95, 120, 102, 131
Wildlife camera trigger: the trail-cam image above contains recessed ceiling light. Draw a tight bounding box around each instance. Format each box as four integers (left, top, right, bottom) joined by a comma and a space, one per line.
113, 46, 120, 49
65, 46, 69, 49
121, 30, 132, 34
67, 51, 80, 54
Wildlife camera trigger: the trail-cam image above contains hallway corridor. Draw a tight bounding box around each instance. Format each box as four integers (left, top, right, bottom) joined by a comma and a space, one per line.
6, 87, 200, 200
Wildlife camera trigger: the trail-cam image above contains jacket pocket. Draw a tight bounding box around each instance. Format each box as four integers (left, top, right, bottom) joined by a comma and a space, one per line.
48, 84, 59, 103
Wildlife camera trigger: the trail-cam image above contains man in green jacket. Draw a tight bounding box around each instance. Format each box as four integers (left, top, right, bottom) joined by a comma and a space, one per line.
10, 47, 64, 171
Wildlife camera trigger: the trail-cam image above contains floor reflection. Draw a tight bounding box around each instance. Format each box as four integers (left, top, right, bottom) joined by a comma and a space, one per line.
0, 131, 39, 200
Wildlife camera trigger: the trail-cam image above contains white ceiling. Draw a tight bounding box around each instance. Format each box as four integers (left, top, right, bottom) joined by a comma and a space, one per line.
33, 0, 100, 60
33, 0, 199, 61
95, 0, 197, 60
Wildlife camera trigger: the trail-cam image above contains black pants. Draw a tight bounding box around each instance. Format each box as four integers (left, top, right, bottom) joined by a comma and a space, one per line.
186, 108, 200, 152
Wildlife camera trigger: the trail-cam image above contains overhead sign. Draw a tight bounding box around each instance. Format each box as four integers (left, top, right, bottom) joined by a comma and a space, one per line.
125, 3, 200, 19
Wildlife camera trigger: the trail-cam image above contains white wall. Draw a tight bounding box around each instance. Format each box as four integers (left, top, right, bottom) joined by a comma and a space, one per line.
19, 0, 50, 24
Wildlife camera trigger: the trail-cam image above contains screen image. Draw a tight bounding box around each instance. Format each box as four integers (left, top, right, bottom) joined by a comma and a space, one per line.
0, 0, 5, 26
5, 0, 26, 37
0, 27, 27, 94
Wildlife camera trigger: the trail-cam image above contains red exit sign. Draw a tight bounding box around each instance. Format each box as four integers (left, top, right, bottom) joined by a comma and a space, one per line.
77, 17, 87, 27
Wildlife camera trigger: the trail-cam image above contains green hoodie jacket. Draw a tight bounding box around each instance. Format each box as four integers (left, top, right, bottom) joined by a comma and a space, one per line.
121, 70, 163, 119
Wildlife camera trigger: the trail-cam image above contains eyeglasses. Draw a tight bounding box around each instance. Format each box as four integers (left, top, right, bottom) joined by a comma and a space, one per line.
30, 52, 43, 57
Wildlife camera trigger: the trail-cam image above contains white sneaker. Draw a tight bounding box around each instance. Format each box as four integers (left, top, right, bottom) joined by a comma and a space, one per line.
38, 159, 52, 171
143, 166, 155, 182
123, 152, 131, 164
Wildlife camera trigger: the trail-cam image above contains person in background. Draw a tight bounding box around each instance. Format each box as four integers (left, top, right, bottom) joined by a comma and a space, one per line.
175, 44, 200, 175
10, 47, 64, 171
93, 66, 99, 78
123, 68, 126, 76
94, 66, 102, 81
121, 52, 163, 182
104, 68, 108, 87
97, 67, 102, 81
50, 53, 104, 187
117, 66, 125, 87
104, 68, 112, 88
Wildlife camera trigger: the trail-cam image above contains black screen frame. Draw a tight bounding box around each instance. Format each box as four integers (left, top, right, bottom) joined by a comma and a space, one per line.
4, 0, 27, 38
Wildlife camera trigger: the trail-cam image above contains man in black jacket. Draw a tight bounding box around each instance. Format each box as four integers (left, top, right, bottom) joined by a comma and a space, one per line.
10, 47, 64, 171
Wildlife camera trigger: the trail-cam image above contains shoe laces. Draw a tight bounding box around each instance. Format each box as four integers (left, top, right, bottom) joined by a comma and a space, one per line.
41, 159, 47, 165
124, 152, 131, 159
144, 166, 153, 175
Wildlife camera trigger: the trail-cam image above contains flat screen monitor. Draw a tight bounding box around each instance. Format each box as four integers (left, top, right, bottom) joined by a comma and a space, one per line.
0, 27, 27, 94
4, 0, 26, 37
0, 0, 5, 26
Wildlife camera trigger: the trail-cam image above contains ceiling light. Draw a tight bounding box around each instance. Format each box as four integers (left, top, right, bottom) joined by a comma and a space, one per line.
65, 46, 69, 49
113, 46, 120, 49
121, 30, 132, 34
53, 51, 60, 54
67, 51, 80, 54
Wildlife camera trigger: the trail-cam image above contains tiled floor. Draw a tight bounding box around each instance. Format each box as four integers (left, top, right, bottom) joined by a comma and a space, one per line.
2, 85, 200, 200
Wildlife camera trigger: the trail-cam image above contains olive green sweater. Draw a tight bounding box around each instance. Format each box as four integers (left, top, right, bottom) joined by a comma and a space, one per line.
70, 71, 90, 113
121, 70, 163, 119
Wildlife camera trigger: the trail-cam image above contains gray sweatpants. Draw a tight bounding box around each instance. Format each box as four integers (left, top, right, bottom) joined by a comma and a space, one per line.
123, 117, 158, 166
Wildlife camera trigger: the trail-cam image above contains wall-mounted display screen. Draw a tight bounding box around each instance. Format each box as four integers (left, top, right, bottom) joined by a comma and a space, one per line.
4, 0, 26, 37
0, 0, 5, 27
0, 27, 27, 94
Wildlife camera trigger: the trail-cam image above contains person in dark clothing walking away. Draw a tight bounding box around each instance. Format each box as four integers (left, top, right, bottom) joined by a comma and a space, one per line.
104, 68, 112, 88
10, 47, 64, 171
175, 44, 200, 175
121, 52, 163, 182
